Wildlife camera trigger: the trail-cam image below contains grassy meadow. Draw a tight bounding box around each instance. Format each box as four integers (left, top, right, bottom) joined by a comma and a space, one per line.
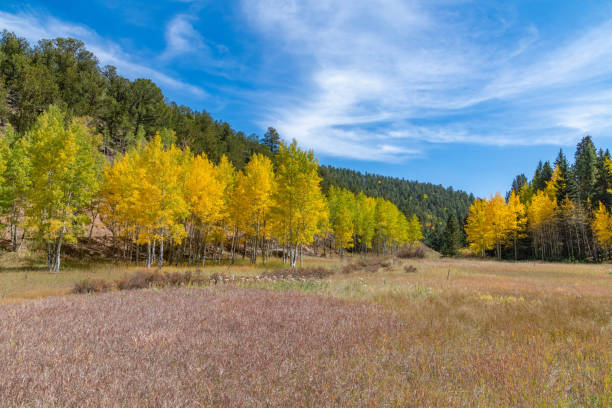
0, 250, 611, 406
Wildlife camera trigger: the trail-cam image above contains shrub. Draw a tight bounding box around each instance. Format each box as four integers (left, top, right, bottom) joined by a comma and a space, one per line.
342, 258, 390, 274
397, 245, 425, 259
72, 279, 112, 294
380, 260, 392, 268
404, 265, 418, 273
74, 270, 208, 294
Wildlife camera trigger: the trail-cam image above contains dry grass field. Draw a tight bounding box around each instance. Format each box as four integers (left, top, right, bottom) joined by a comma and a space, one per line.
0, 253, 611, 406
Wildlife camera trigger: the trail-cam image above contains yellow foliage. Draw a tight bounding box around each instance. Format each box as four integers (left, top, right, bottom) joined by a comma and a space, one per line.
185, 153, 225, 230
100, 135, 189, 247
507, 189, 527, 242
528, 190, 557, 232
235, 153, 276, 254
465, 199, 494, 256
328, 186, 356, 251
592, 202, 612, 250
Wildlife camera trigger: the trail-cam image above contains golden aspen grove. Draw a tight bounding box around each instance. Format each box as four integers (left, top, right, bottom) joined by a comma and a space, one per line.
466, 139, 612, 261
1, 106, 423, 271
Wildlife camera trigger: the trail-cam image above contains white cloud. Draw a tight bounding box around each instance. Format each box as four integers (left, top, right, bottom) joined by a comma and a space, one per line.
0, 10, 206, 97
161, 14, 205, 60
241, 0, 612, 160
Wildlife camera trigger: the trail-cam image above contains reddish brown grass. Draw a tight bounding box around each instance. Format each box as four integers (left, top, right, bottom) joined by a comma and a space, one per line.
0, 288, 407, 407
2, 257, 611, 406
262, 266, 333, 279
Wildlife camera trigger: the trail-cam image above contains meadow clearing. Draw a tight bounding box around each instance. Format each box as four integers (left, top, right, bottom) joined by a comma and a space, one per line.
0, 250, 611, 407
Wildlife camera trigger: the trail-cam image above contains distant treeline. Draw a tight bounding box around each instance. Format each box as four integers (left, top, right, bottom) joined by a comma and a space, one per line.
319, 166, 474, 248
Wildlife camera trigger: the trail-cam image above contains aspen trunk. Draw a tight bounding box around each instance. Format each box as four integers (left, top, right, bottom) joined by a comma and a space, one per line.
146, 241, 152, 268
11, 224, 17, 252
53, 227, 65, 272
158, 238, 164, 268
230, 228, 237, 264
47, 242, 53, 271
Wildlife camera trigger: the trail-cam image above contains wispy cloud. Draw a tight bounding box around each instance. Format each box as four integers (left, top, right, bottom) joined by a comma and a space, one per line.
161, 14, 205, 60
0, 10, 206, 97
241, 0, 612, 160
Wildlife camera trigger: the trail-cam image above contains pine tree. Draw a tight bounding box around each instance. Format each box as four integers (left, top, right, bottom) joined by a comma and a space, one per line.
441, 214, 461, 256
593, 149, 612, 207
554, 150, 569, 204
262, 127, 281, 155
574, 136, 597, 206
533, 161, 553, 191
508, 174, 527, 200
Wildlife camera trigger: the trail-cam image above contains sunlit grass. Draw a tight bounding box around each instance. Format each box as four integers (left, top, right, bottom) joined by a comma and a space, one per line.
1, 252, 611, 405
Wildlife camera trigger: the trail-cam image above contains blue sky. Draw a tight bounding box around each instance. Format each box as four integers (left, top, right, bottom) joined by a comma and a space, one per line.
2, 0, 612, 197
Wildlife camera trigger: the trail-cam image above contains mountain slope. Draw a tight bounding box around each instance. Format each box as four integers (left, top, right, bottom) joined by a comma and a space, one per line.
319, 166, 474, 247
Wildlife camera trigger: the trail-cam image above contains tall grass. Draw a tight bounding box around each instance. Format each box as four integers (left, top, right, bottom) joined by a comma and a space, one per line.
0, 256, 610, 406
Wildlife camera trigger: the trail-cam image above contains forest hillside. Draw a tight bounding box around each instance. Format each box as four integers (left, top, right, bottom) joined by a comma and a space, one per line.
0, 30, 472, 250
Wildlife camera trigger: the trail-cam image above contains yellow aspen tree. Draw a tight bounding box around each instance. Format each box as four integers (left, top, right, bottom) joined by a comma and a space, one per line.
507, 190, 527, 260
406, 214, 424, 244
592, 202, 612, 254
373, 198, 399, 255
145, 136, 189, 267
273, 140, 327, 267
236, 153, 276, 264
354, 192, 376, 253
216, 155, 239, 262
487, 193, 513, 260
229, 169, 252, 261
99, 149, 140, 256
328, 186, 356, 256
527, 190, 557, 260
26, 106, 104, 271
0, 125, 30, 252
545, 166, 560, 200
184, 153, 225, 265
465, 199, 494, 256
388, 205, 406, 252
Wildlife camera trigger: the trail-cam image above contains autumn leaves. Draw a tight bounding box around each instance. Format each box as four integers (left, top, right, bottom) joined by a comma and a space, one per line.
466, 162, 612, 260
0, 105, 423, 270
98, 129, 422, 268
